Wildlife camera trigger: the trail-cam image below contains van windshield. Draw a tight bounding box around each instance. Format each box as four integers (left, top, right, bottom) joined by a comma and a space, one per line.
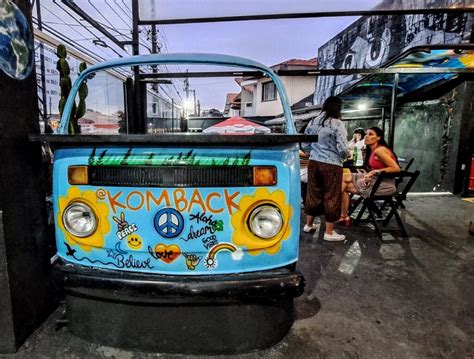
56, 54, 295, 135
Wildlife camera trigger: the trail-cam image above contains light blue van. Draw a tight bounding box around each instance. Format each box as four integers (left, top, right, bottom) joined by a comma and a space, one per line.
47, 53, 313, 354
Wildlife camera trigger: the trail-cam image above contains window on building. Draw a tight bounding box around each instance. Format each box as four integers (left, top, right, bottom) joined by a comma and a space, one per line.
262, 82, 276, 102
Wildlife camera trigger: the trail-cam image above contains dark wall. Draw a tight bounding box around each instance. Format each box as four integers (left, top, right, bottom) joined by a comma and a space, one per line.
0, 0, 58, 352
393, 87, 464, 192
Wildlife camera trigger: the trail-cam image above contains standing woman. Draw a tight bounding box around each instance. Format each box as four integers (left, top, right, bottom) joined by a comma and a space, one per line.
340, 126, 400, 221
302, 96, 348, 241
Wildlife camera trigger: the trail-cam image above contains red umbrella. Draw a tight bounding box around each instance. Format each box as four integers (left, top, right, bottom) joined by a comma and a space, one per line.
203, 116, 270, 135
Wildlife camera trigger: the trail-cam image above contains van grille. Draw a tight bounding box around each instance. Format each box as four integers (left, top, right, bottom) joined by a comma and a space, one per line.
89, 166, 254, 187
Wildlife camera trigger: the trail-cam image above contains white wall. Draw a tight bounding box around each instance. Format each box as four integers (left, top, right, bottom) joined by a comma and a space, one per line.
254, 76, 315, 116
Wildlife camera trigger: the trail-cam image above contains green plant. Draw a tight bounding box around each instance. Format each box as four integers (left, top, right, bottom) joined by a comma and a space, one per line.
56, 44, 88, 134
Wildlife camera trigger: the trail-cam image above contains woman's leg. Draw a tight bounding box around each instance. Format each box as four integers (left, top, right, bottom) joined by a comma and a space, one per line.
304, 161, 324, 232
301, 181, 307, 206
320, 163, 343, 235
326, 221, 335, 235
305, 161, 324, 218
341, 172, 352, 193
339, 172, 355, 221
341, 172, 360, 217
341, 182, 358, 217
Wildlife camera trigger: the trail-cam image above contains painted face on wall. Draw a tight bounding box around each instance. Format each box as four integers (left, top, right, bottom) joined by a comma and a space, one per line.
364, 129, 381, 146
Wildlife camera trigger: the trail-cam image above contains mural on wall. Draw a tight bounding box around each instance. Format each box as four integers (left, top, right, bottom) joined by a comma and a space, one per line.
0, 0, 34, 80
314, 0, 471, 105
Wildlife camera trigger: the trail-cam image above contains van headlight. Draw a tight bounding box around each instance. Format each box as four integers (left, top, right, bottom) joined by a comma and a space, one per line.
62, 202, 97, 237
248, 205, 283, 239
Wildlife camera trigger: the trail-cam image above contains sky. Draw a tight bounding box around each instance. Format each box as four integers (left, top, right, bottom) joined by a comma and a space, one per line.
35, 0, 382, 111
160, 16, 368, 109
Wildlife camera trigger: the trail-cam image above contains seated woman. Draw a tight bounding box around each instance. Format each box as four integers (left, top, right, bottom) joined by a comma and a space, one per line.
339, 126, 400, 224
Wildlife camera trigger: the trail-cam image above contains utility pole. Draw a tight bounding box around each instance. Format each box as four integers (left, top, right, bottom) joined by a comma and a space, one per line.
183, 71, 190, 117
184, 71, 190, 99
35, 0, 48, 125
150, 24, 160, 93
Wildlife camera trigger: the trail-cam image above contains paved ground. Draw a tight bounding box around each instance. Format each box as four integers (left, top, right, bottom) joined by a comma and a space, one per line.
3, 195, 473, 358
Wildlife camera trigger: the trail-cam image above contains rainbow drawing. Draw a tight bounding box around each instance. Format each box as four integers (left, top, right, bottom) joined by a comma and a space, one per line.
204, 242, 243, 269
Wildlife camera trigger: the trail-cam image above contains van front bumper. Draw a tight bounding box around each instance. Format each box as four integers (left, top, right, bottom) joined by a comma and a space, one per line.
56, 260, 305, 354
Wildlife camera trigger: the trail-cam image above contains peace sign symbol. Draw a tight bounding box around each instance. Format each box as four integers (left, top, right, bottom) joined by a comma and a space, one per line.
153, 208, 184, 238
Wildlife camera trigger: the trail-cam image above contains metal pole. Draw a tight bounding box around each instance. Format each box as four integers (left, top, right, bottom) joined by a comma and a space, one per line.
193, 89, 197, 116
381, 107, 386, 135
171, 98, 174, 132
389, 73, 399, 148
132, 0, 143, 133
150, 24, 159, 93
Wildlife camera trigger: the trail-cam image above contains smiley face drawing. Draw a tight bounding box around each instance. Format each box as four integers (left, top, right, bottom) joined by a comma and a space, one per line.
127, 234, 143, 250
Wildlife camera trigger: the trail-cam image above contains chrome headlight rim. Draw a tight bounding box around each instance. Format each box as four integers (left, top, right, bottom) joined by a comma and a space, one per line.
62, 201, 98, 238
248, 204, 283, 239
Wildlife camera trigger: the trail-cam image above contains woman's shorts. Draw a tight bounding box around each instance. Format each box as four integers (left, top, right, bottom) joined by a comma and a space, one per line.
352, 172, 396, 198
305, 160, 343, 222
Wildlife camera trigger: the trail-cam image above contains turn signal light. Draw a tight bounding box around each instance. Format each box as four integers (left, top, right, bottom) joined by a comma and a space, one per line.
68, 166, 89, 185
253, 166, 277, 186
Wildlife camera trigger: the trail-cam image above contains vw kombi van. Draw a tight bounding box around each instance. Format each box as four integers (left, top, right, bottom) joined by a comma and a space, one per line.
45, 53, 314, 353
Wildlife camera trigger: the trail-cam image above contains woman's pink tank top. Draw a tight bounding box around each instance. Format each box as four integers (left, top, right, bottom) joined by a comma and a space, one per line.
369, 147, 396, 170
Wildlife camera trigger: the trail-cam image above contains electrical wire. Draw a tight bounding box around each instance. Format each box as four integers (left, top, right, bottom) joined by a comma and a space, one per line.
51, 0, 127, 57
40, 21, 129, 32
51, 0, 100, 40
53, 1, 128, 57
121, 0, 132, 13
118, 0, 133, 19
40, 0, 185, 104
88, 0, 116, 31
35, 19, 130, 78
105, 0, 132, 28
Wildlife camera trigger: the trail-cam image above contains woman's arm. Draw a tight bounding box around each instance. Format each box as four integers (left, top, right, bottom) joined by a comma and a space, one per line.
335, 121, 349, 160
369, 147, 400, 176
300, 118, 318, 153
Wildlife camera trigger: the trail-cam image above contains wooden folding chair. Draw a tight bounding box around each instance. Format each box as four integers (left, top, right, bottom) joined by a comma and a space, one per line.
389, 158, 415, 209
398, 157, 414, 171
350, 171, 420, 238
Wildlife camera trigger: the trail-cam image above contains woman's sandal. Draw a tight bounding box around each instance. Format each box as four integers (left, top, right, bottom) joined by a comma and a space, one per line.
336, 215, 351, 226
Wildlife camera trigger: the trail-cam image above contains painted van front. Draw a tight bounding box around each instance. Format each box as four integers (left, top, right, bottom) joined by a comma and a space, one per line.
43, 53, 314, 353
54, 145, 300, 275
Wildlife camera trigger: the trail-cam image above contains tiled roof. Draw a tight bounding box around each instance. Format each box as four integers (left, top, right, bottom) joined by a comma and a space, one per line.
280, 58, 318, 66
226, 92, 239, 103
272, 57, 318, 68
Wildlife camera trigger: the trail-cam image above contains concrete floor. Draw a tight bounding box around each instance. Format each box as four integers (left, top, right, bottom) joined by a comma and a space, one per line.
3, 195, 473, 358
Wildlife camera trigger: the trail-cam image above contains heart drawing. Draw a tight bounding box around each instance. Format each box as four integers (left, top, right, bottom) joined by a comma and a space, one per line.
149, 243, 182, 263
